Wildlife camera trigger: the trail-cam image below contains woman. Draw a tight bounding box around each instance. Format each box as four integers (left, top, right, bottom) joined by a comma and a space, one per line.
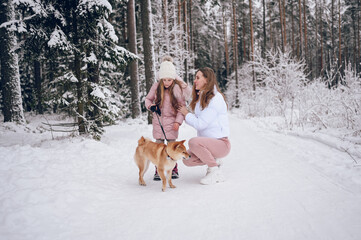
178, 67, 231, 185
145, 56, 190, 180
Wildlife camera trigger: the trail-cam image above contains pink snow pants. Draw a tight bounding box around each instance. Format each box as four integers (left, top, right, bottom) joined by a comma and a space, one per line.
183, 137, 231, 167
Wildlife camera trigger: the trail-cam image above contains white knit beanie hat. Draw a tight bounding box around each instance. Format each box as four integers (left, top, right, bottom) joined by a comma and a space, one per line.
158, 56, 177, 79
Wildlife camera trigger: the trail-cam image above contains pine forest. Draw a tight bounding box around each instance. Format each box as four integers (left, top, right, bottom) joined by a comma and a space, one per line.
0, 0, 360, 139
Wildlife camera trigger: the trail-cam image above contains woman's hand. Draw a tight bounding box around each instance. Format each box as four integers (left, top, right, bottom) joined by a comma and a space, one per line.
178, 105, 189, 116
173, 122, 180, 131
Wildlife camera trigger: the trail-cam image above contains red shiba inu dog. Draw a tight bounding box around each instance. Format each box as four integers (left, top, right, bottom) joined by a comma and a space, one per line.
134, 136, 190, 191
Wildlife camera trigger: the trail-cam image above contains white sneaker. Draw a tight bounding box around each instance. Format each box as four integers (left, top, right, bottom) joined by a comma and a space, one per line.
200, 166, 225, 185
215, 158, 223, 167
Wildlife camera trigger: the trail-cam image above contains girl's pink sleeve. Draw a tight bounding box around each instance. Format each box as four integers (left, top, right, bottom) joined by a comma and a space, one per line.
145, 82, 158, 109
174, 84, 186, 125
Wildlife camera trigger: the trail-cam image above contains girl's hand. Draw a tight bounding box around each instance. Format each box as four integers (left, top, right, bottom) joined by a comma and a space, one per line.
149, 104, 161, 115
178, 105, 188, 116
173, 122, 180, 131
148, 104, 155, 111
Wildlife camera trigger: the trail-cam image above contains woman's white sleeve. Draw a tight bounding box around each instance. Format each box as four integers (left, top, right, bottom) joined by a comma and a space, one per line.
185, 105, 218, 130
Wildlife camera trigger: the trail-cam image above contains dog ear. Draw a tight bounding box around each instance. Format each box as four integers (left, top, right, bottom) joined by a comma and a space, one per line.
172, 142, 184, 150
138, 136, 146, 145
173, 140, 185, 149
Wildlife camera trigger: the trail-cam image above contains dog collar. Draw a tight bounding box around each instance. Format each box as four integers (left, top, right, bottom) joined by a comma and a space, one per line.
166, 155, 176, 161
165, 149, 176, 161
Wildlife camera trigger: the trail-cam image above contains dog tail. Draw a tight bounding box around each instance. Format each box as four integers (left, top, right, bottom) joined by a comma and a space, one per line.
138, 136, 147, 146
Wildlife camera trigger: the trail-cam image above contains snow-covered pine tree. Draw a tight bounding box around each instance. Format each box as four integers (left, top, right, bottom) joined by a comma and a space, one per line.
0, 0, 25, 123
10, 0, 135, 139
12, 0, 47, 114
45, 0, 134, 139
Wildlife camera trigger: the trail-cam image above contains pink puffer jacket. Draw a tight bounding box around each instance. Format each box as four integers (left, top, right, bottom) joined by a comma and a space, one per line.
145, 79, 190, 140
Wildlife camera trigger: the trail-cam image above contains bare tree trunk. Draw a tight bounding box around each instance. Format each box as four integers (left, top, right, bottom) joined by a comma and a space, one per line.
177, 0, 181, 27
241, 0, 248, 63
278, 0, 285, 52
34, 60, 43, 114
162, 0, 167, 29
315, 0, 319, 77
356, 1, 361, 72
0, 0, 25, 123
189, 0, 193, 52
72, 5, 86, 133
282, 0, 287, 47
127, 0, 141, 118
186, 0, 191, 52
249, 0, 256, 91
141, 0, 156, 124
298, 0, 302, 59
303, 0, 312, 77
262, 0, 266, 58
232, 0, 239, 107
303, 0, 308, 62
75, 54, 85, 133
162, 0, 169, 51
352, 0, 357, 70
320, 0, 324, 77
177, 0, 182, 50
188, 0, 194, 80
183, 0, 188, 83
291, 1, 295, 55
268, 2, 274, 50
338, 0, 341, 68
331, 0, 335, 62
240, 0, 245, 63
222, 5, 230, 77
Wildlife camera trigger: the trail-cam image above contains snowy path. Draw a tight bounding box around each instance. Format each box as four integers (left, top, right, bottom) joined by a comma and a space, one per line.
1, 115, 361, 240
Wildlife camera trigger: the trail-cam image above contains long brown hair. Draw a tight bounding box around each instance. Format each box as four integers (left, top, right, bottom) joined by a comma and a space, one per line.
155, 79, 183, 111
189, 67, 227, 111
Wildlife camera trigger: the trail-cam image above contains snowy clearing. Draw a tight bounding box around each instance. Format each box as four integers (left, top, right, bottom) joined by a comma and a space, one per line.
1, 113, 361, 240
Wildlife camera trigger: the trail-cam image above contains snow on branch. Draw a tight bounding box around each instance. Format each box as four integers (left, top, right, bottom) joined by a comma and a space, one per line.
78, 0, 112, 17
98, 18, 118, 43
14, 0, 47, 16
47, 26, 72, 51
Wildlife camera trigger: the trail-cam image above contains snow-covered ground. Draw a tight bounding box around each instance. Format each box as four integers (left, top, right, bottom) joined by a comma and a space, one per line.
1, 113, 361, 240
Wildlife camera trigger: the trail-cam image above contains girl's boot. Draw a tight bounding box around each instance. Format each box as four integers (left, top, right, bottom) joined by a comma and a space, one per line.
172, 163, 179, 179
153, 168, 161, 181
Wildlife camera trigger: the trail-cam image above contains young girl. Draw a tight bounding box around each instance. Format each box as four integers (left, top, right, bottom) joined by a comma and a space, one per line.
178, 67, 231, 185
145, 56, 190, 181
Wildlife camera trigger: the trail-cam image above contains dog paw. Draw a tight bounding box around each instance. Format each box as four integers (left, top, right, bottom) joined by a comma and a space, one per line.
139, 180, 146, 186
170, 184, 176, 188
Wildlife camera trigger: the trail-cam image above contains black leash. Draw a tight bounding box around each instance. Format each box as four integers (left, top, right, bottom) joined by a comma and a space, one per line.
155, 112, 168, 142
155, 113, 175, 162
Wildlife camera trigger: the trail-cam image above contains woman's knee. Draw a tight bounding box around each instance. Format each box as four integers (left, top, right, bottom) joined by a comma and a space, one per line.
188, 138, 198, 149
